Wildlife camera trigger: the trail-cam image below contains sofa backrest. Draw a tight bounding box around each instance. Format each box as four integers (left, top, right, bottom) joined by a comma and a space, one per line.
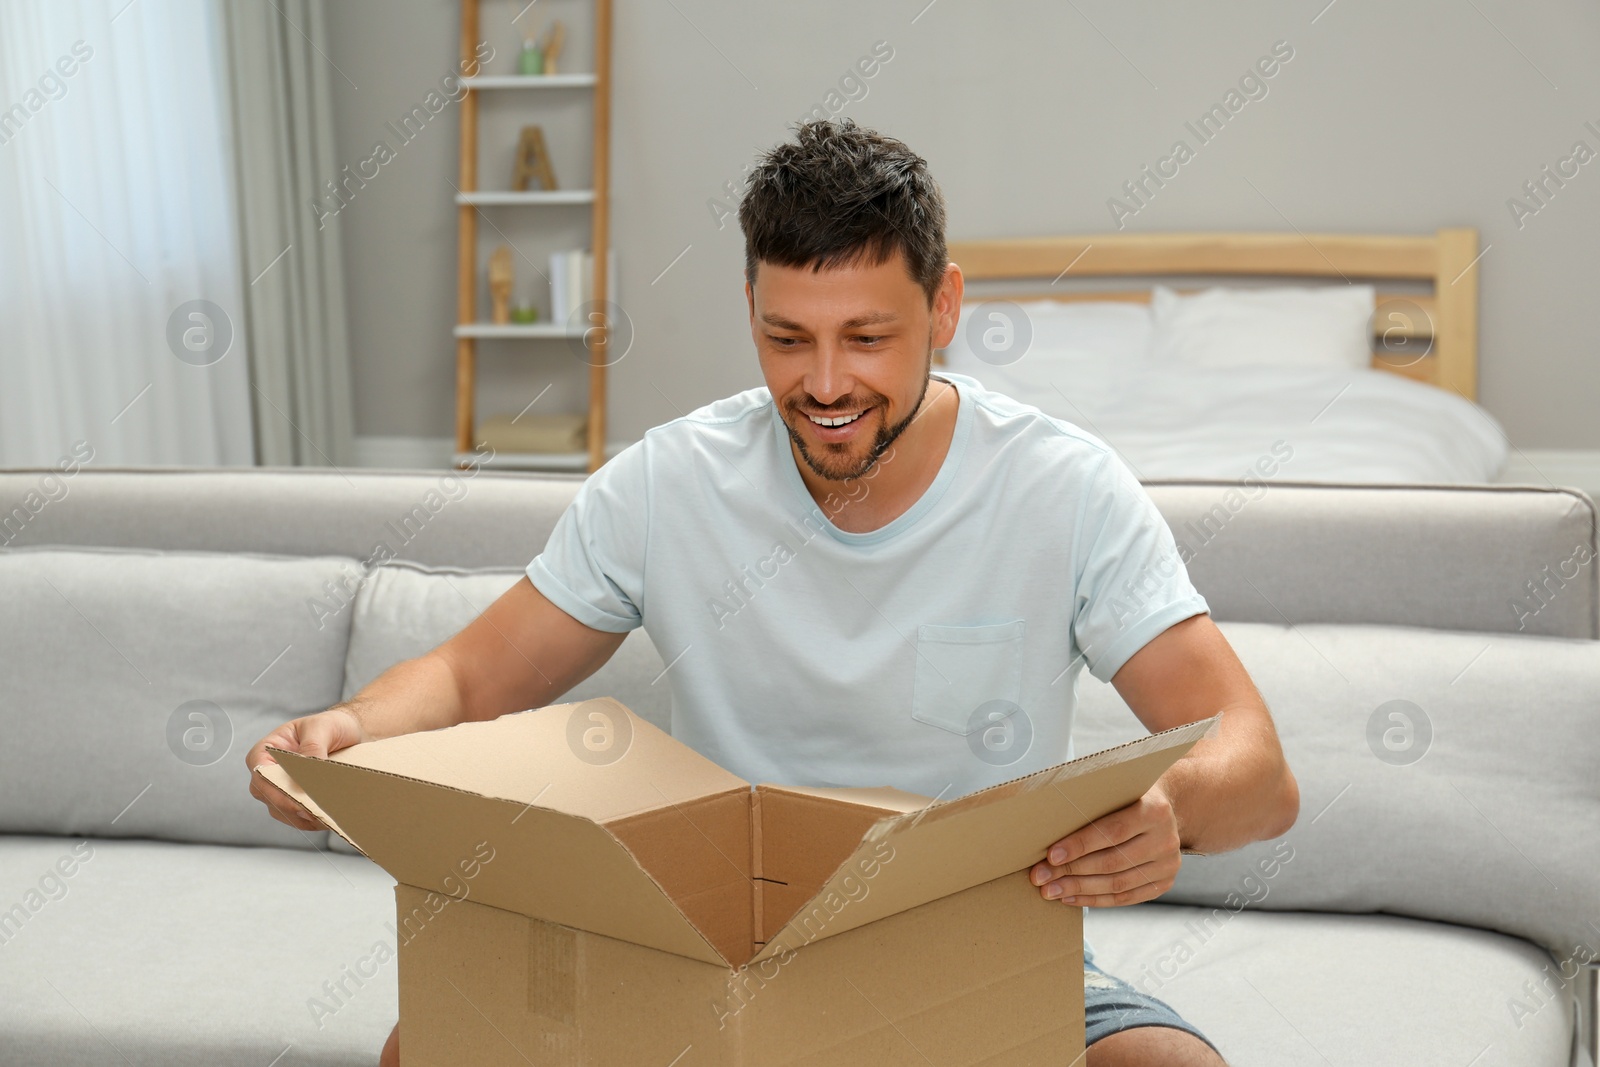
1148, 480, 1597, 639
1, 468, 1594, 637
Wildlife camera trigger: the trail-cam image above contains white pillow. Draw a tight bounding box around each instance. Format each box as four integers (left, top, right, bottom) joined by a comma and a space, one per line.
1148, 284, 1375, 370
941, 299, 1151, 370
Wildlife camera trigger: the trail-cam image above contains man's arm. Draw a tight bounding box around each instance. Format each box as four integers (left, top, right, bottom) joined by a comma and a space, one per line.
246, 577, 627, 830
1030, 613, 1299, 905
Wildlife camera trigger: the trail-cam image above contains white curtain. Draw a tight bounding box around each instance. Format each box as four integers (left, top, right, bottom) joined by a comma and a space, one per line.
0, 0, 256, 467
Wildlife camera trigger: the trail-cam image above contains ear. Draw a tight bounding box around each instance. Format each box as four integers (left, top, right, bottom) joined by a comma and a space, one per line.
930, 261, 964, 350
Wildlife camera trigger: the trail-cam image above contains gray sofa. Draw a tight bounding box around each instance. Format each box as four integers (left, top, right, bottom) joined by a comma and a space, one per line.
0, 466, 1595, 1066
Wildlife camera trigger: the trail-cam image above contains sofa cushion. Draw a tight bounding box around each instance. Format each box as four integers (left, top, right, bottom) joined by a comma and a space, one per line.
1073, 620, 1600, 962
1086, 902, 1579, 1066
0, 547, 357, 850
0, 833, 396, 1065
332, 561, 670, 855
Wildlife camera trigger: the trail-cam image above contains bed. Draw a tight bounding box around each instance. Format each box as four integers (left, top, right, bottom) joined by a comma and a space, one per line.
936, 229, 1508, 484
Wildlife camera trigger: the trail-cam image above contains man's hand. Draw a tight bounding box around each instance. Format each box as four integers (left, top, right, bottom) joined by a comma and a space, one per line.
1031, 613, 1299, 907
246, 706, 370, 831
242, 579, 629, 834
1029, 781, 1182, 906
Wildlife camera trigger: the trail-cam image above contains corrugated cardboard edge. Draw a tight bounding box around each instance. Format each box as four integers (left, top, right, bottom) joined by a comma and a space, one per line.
270, 699, 750, 825
749, 785, 765, 955
254, 759, 366, 855
750, 715, 1218, 964
264, 744, 731, 967
921, 715, 1217, 824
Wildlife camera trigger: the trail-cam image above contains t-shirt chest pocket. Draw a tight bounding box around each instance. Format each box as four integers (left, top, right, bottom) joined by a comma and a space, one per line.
911, 620, 1026, 735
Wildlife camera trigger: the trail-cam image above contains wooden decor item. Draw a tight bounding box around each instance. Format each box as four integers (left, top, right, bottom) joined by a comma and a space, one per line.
511, 125, 558, 192
543, 20, 566, 74
488, 245, 513, 325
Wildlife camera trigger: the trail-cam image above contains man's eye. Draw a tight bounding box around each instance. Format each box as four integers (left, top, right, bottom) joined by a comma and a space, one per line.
770, 336, 799, 347
856, 335, 883, 346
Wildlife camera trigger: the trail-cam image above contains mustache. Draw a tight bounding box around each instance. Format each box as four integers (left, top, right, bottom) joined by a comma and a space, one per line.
786, 394, 884, 414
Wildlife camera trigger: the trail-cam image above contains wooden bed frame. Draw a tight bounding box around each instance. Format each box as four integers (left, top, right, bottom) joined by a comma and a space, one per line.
944, 228, 1480, 401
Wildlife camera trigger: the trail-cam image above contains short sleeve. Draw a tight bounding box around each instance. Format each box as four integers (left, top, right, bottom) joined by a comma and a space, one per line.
1072, 453, 1209, 682
525, 441, 649, 633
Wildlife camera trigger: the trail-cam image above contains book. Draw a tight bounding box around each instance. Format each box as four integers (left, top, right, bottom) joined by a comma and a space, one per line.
550, 248, 618, 329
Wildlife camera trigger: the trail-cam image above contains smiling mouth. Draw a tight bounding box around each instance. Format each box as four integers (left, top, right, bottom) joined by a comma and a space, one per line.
805, 408, 868, 428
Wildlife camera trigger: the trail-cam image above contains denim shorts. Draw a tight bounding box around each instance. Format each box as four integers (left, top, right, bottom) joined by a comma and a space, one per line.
1084, 956, 1219, 1052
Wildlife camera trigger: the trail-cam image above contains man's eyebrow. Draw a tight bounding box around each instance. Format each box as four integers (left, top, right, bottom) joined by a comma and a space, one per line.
759, 310, 900, 331
841, 310, 899, 329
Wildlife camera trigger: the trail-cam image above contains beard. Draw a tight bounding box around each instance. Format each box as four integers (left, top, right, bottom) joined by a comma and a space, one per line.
780, 355, 934, 482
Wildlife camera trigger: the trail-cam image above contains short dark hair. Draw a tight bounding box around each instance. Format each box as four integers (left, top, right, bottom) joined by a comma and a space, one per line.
738, 118, 948, 307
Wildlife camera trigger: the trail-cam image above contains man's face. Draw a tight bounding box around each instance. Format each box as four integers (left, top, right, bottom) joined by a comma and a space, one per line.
746, 249, 961, 482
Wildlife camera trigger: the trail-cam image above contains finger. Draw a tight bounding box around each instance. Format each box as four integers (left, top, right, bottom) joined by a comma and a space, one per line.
1039, 858, 1176, 906
258, 783, 321, 830
1030, 831, 1158, 889
248, 765, 321, 830
295, 711, 365, 759
1059, 884, 1171, 908
1043, 804, 1150, 870
1031, 824, 1180, 885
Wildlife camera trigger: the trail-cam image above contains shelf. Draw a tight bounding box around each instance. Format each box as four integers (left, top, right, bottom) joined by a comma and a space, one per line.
458, 437, 627, 470
455, 323, 582, 339
455, 449, 589, 471
460, 74, 596, 89
455, 190, 595, 206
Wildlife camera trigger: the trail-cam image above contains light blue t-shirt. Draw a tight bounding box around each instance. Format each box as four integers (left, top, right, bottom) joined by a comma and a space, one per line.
527, 372, 1208, 800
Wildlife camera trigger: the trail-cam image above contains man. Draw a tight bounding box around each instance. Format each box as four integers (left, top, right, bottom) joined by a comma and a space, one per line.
248, 118, 1298, 1066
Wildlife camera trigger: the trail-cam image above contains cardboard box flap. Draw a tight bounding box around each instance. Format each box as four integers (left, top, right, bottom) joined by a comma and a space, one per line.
265, 746, 728, 966
274, 700, 749, 825
751, 784, 934, 948
254, 759, 364, 854
751, 716, 1217, 963
761, 784, 932, 812
752, 783, 933, 893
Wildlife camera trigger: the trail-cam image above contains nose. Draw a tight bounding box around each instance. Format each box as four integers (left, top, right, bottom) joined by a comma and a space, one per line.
802, 341, 853, 408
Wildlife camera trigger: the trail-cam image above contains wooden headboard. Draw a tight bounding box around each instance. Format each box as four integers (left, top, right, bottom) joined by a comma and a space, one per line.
945, 229, 1480, 401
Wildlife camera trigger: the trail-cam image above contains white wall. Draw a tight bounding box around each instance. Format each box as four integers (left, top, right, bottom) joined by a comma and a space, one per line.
324, 0, 1600, 451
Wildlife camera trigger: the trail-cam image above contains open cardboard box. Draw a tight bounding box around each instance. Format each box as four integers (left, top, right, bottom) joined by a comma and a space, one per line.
255, 698, 1213, 1065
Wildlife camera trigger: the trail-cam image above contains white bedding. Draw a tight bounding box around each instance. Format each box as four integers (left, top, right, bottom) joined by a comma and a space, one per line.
944, 357, 1509, 484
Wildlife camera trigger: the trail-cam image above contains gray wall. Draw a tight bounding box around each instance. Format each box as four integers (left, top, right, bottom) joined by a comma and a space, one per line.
324, 0, 1600, 450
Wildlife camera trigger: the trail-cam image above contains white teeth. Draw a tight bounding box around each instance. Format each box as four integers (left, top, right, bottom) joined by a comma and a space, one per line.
808, 410, 863, 428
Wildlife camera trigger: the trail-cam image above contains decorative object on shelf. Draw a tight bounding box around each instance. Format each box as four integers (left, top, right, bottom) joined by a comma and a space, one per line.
511, 125, 558, 192
476, 411, 588, 454
542, 20, 566, 75
488, 245, 513, 325
516, 30, 544, 75
510, 303, 539, 324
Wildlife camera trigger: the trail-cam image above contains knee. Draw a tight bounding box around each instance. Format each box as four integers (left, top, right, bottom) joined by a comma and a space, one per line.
378, 1021, 400, 1067
1087, 1025, 1226, 1067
